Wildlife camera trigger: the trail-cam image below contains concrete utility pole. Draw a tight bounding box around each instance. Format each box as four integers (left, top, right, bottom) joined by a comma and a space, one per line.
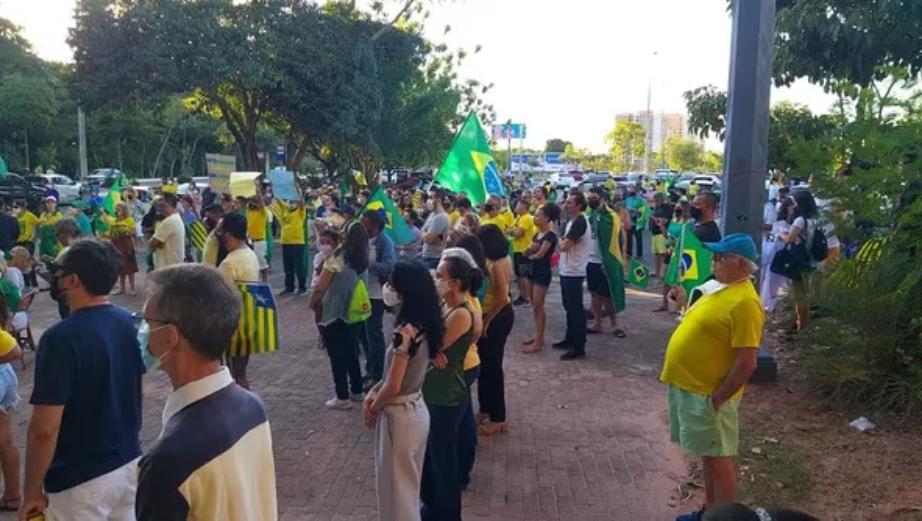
720, 0, 775, 245
722, 0, 777, 383
77, 107, 88, 181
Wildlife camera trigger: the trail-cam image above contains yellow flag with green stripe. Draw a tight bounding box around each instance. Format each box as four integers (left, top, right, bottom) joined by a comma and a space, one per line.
227, 283, 279, 357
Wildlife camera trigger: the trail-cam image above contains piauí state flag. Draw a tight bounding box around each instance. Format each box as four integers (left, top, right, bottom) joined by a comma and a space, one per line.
0, 155, 7, 177
628, 259, 650, 289
228, 282, 279, 357
435, 112, 505, 205
187, 220, 208, 253
593, 208, 627, 313
361, 187, 415, 245
103, 176, 122, 214
664, 222, 713, 294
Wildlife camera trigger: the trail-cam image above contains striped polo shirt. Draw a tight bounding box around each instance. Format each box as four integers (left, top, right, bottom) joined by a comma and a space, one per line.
136, 368, 277, 520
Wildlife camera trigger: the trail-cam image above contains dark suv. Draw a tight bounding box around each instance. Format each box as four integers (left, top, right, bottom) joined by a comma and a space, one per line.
0, 173, 48, 209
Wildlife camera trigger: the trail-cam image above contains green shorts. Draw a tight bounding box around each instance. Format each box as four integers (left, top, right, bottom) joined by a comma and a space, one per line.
668, 384, 741, 457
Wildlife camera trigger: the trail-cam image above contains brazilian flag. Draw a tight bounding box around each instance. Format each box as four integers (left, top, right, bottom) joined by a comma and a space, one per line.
664, 222, 712, 294
593, 207, 627, 313
628, 259, 650, 289
361, 186, 416, 245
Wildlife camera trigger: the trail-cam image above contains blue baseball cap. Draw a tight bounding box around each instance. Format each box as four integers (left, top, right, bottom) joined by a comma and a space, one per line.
704, 233, 758, 262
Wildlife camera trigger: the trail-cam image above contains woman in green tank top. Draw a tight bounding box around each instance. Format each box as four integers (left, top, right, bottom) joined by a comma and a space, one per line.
420, 255, 483, 521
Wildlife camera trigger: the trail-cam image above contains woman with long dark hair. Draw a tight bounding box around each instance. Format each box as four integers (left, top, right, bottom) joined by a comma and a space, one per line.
421, 256, 482, 521
364, 261, 443, 521
309, 221, 370, 409
780, 190, 818, 330
474, 224, 515, 435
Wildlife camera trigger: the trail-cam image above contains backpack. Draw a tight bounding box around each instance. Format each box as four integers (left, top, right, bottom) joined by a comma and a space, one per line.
346, 277, 372, 324
810, 224, 829, 262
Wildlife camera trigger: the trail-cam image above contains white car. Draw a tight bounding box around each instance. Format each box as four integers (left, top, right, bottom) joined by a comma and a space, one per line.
676, 174, 722, 191
36, 174, 84, 204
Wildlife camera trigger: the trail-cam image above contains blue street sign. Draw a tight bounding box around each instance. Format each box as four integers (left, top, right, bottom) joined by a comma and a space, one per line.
492, 123, 527, 140
275, 145, 286, 162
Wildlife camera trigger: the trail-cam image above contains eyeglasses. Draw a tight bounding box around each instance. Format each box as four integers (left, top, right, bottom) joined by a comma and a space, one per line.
143, 316, 173, 326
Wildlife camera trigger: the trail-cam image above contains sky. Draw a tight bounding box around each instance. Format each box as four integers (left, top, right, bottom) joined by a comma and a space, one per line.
1, 0, 836, 153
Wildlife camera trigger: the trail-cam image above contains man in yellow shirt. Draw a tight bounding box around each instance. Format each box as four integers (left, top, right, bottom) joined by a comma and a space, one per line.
479, 196, 508, 234
509, 199, 535, 306
660, 233, 763, 515
270, 193, 307, 295
14, 200, 39, 255
246, 184, 271, 282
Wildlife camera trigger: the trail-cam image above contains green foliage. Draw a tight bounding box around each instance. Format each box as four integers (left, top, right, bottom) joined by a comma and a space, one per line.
663, 138, 703, 172
684, 85, 727, 141
605, 120, 645, 173
795, 251, 922, 416
774, 0, 922, 88
544, 139, 571, 153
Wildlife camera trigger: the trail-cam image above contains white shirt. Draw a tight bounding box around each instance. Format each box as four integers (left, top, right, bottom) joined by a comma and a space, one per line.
219, 247, 260, 283
161, 366, 233, 436
559, 215, 592, 277
153, 212, 186, 269
367, 238, 381, 299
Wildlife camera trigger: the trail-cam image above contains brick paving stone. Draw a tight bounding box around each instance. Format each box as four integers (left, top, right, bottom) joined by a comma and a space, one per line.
0, 258, 686, 521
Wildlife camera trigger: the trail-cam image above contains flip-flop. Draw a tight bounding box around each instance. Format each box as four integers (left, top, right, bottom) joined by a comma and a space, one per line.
521, 345, 543, 354
586, 328, 602, 335
613, 329, 627, 338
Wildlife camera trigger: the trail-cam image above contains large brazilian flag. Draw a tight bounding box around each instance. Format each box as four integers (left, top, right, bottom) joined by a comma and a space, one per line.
434, 111, 505, 205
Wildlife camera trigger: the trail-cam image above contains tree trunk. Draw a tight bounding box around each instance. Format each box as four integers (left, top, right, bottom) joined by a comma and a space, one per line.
152, 127, 173, 179
288, 135, 310, 172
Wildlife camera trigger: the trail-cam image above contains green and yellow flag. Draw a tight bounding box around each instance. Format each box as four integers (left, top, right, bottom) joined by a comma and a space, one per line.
664, 222, 713, 294
593, 208, 627, 313
628, 259, 650, 289
103, 177, 122, 214
362, 186, 416, 245
187, 220, 208, 253
227, 282, 279, 357
434, 112, 505, 205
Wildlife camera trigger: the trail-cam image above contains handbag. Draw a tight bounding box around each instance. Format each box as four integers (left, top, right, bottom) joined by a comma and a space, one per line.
770, 223, 811, 280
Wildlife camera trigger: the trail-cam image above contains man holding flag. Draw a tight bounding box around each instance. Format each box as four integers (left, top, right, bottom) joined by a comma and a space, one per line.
585, 188, 627, 338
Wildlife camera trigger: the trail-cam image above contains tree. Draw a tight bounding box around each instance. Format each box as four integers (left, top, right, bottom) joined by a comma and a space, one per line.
545, 139, 571, 154
773, 0, 922, 89
684, 85, 728, 141
0, 73, 61, 170
605, 120, 645, 173
663, 138, 704, 172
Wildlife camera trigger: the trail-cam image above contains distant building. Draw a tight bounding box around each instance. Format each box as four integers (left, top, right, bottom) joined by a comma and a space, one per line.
615, 111, 689, 153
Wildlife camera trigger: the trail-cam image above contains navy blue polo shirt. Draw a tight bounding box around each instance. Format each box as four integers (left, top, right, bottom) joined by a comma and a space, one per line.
31, 304, 144, 493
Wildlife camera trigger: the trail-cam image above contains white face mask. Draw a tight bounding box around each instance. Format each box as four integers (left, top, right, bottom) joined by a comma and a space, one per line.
382, 283, 402, 307
318, 244, 333, 255
435, 278, 451, 298
426, 200, 435, 211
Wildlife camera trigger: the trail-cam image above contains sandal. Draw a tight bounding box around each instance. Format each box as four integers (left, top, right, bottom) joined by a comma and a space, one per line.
613, 329, 627, 338
522, 344, 543, 354
652, 306, 668, 312
0, 497, 21, 511
478, 421, 509, 436
585, 328, 602, 335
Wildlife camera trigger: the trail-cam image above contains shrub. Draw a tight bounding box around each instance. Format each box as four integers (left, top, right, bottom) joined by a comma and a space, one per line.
793, 248, 922, 416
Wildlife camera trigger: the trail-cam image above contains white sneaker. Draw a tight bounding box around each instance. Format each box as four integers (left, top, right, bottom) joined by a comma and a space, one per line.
349, 392, 365, 402
325, 397, 353, 410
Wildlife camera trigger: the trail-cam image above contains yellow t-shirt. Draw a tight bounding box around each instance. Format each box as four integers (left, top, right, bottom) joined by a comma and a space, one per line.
660, 280, 764, 398
688, 184, 700, 196
463, 295, 482, 371
511, 213, 535, 253
108, 216, 136, 238
0, 329, 15, 357
271, 202, 306, 245
500, 209, 515, 231
203, 231, 220, 267
161, 183, 178, 195
219, 247, 261, 283
480, 214, 507, 234
247, 208, 269, 241
17, 211, 39, 242
447, 210, 460, 227
39, 211, 62, 228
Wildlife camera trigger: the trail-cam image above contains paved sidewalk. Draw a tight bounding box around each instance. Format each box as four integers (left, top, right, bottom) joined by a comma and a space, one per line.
4, 263, 686, 521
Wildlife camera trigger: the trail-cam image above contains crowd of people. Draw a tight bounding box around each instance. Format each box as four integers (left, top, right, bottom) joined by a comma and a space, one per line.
0, 170, 831, 521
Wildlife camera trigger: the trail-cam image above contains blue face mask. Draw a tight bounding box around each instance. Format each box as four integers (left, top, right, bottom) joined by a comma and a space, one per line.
137, 321, 170, 371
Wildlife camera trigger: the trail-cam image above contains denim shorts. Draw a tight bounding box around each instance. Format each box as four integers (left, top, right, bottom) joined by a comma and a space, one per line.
0, 364, 20, 413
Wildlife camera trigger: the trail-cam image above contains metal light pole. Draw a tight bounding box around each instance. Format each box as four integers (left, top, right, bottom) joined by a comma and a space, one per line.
722, 0, 777, 383
78, 107, 88, 181
720, 0, 775, 243
642, 51, 657, 174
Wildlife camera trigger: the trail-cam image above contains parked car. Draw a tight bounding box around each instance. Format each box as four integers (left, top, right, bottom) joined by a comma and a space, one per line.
0, 173, 48, 209
578, 173, 612, 190
26, 174, 84, 204
87, 169, 124, 188
676, 174, 722, 191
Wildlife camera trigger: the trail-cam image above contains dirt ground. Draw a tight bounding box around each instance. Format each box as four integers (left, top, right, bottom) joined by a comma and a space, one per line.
735, 324, 922, 521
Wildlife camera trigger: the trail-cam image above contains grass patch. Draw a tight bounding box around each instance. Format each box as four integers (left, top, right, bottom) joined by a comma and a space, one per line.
736, 425, 812, 508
